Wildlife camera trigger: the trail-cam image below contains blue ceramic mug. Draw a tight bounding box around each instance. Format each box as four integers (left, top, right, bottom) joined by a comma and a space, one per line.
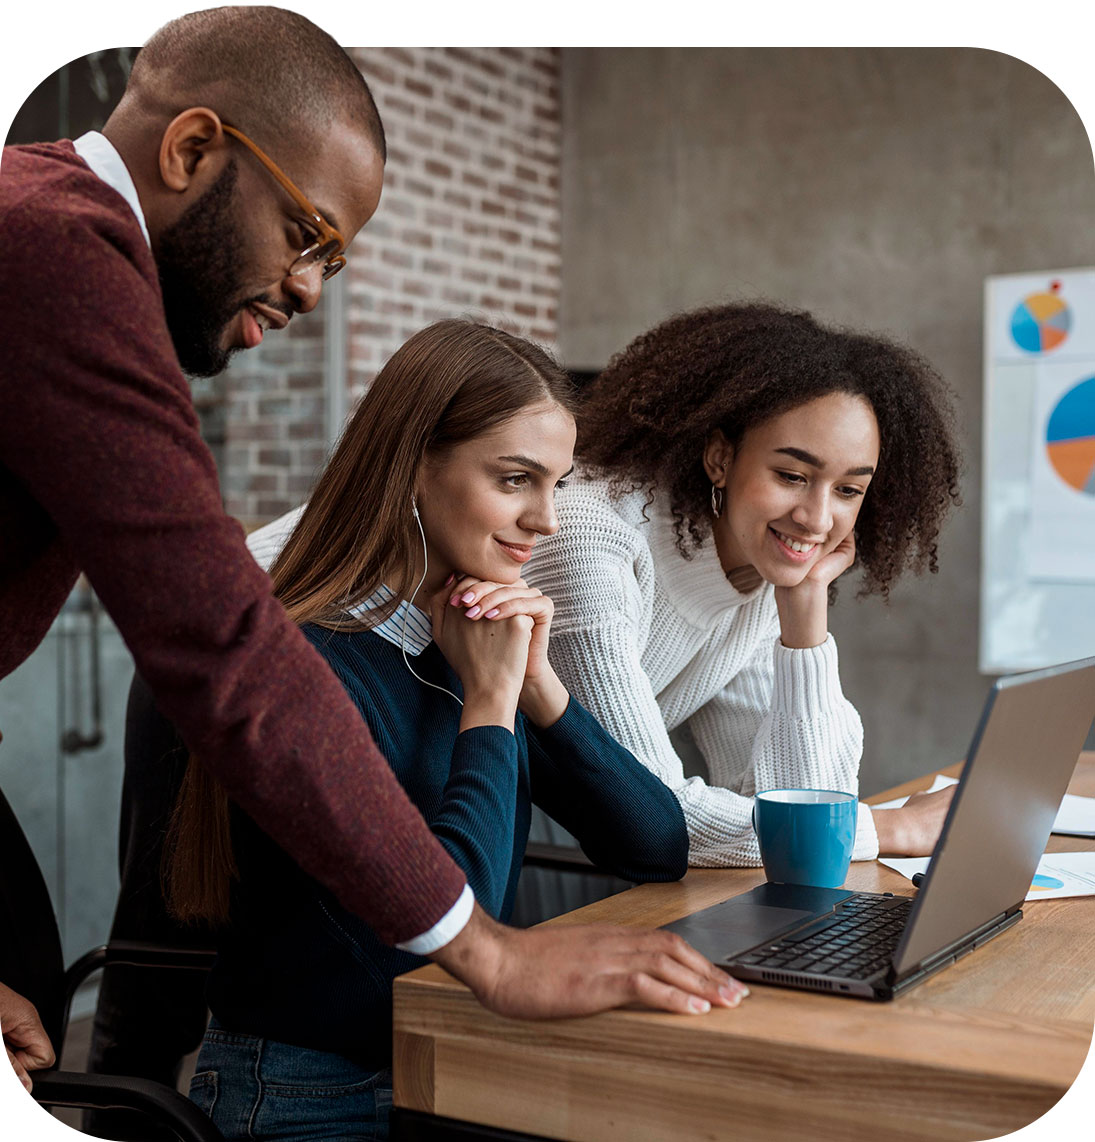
752, 789, 858, 888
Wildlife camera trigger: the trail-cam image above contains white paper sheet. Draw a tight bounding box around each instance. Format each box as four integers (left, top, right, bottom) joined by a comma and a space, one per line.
879, 852, 1095, 900
1052, 793, 1095, 837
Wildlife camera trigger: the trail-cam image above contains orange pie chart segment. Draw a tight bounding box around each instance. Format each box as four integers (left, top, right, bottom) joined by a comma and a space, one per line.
1047, 436, 1095, 493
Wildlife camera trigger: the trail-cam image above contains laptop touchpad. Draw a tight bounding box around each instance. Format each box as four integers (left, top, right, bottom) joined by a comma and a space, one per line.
662, 899, 817, 964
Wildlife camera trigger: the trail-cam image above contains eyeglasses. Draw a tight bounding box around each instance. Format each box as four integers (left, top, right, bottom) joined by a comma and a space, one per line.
221, 123, 347, 281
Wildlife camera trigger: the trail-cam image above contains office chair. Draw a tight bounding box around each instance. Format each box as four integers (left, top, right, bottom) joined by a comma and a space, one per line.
0, 784, 223, 1142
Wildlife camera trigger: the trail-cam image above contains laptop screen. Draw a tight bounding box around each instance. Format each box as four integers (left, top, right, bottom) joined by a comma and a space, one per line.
892, 658, 1095, 976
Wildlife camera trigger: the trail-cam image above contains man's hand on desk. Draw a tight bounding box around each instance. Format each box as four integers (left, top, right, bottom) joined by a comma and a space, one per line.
430, 902, 749, 1018
1, 981, 55, 1092
873, 785, 956, 856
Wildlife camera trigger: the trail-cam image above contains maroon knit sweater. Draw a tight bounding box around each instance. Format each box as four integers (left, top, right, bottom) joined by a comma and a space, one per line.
0, 141, 466, 945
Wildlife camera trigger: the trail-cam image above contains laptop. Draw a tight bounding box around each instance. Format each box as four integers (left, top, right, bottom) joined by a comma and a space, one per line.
663, 656, 1095, 1000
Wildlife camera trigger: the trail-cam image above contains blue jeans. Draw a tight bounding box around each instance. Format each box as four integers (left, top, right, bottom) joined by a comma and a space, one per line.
189, 1020, 392, 1142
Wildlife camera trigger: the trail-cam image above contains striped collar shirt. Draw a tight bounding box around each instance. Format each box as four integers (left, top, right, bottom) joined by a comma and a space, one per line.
243, 513, 433, 657
347, 584, 433, 657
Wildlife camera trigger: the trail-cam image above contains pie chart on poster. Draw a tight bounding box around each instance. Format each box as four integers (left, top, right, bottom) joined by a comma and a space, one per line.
1046, 376, 1095, 496
1011, 287, 1072, 353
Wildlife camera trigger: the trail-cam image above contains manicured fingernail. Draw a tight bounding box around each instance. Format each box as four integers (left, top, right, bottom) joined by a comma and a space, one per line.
689, 996, 711, 1013
444, 573, 455, 587
484, 608, 500, 618
450, 595, 461, 606
720, 983, 748, 1004
465, 605, 481, 618
461, 591, 476, 603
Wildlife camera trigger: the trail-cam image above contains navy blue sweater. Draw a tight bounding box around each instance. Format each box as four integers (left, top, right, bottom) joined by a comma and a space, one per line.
207, 626, 688, 1066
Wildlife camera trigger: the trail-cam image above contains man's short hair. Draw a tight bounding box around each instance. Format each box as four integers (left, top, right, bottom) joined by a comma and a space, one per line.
128, 5, 385, 160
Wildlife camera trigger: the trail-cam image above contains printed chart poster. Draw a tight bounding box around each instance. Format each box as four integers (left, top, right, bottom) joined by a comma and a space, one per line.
988, 269, 1095, 364
986, 270, 1095, 584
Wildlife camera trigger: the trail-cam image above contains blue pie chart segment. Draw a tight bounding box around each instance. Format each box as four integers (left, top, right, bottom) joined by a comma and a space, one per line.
1011, 290, 1072, 353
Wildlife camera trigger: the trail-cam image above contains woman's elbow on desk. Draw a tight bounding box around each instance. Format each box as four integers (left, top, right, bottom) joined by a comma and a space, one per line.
588, 800, 691, 884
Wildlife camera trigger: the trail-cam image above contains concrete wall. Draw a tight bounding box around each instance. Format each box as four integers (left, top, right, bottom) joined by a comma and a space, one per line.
559, 48, 1095, 793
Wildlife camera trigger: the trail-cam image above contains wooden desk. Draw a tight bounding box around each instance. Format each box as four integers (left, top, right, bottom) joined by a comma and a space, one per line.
393, 756, 1095, 1142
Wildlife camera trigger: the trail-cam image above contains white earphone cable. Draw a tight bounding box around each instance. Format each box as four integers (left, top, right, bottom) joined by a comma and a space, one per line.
401, 502, 463, 706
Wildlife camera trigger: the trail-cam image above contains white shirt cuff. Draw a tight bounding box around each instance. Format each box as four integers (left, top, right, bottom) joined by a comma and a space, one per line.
395, 883, 475, 955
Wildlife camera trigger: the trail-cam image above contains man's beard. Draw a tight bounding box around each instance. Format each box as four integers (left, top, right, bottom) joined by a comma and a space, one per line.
157, 161, 248, 378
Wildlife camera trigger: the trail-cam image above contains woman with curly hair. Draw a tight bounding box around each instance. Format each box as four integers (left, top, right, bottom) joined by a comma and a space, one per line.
454, 301, 963, 865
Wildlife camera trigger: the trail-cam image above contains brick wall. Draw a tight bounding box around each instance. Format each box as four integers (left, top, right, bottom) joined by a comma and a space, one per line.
223, 46, 562, 528
220, 306, 329, 524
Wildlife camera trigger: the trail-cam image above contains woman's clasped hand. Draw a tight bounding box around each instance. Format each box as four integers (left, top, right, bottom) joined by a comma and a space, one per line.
435, 573, 569, 728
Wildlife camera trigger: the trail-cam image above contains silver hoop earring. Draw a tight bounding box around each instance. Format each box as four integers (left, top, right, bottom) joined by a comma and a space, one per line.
710, 484, 724, 519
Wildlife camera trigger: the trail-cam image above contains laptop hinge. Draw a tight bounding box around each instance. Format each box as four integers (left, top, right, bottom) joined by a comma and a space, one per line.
889, 906, 1022, 988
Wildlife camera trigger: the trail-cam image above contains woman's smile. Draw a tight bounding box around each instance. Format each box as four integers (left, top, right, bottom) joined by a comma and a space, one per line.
769, 527, 821, 562
495, 538, 535, 564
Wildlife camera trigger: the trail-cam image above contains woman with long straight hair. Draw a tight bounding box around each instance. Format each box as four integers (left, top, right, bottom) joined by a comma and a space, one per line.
161, 319, 743, 1142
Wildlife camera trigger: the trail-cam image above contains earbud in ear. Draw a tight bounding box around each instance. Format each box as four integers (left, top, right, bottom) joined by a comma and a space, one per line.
411, 495, 419, 518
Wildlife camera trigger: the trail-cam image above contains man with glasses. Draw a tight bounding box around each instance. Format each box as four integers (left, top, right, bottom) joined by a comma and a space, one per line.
0, 3, 739, 1110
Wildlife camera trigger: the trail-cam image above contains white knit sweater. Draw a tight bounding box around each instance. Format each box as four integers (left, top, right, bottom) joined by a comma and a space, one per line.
524, 476, 880, 866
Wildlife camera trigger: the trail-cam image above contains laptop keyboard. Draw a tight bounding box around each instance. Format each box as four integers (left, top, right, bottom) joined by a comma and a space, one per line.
733, 893, 913, 980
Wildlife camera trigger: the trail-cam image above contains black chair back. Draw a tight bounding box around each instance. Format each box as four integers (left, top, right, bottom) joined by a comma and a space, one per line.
0, 785, 67, 1055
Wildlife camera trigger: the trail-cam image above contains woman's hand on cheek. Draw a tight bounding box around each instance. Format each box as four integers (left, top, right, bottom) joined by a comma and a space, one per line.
770, 532, 845, 649
805, 529, 856, 589
773, 531, 854, 649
